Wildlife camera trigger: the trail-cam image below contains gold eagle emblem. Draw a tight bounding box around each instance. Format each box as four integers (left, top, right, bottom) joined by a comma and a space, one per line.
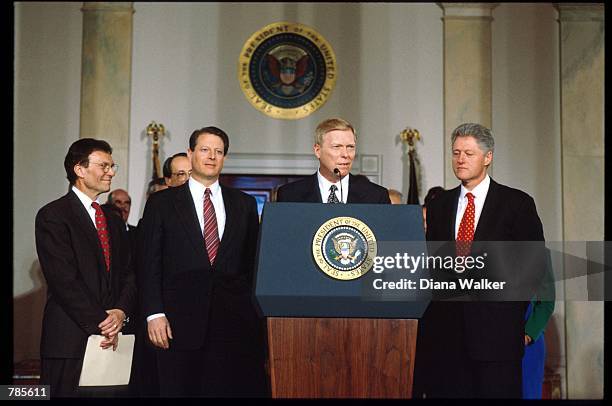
332, 233, 362, 265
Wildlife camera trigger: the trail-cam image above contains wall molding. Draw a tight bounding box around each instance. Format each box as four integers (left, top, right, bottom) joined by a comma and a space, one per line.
223, 152, 383, 184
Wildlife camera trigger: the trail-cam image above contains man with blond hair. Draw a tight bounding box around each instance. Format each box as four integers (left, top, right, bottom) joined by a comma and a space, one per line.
277, 117, 390, 204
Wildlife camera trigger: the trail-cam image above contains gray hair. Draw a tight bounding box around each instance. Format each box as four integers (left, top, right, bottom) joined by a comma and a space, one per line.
451, 123, 494, 154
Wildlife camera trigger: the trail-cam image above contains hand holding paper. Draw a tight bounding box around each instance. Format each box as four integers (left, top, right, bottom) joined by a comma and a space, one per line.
100, 333, 119, 350
98, 308, 126, 337
79, 333, 135, 386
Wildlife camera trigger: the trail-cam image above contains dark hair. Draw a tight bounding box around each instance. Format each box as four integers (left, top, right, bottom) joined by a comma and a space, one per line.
424, 186, 445, 207
162, 152, 188, 178
64, 138, 112, 185
146, 177, 167, 198
149, 177, 166, 187
188, 126, 229, 155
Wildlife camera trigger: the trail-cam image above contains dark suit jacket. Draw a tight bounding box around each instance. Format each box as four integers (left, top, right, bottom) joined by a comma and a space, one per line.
35, 190, 136, 359
276, 173, 391, 204
420, 178, 545, 362
137, 182, 261, 352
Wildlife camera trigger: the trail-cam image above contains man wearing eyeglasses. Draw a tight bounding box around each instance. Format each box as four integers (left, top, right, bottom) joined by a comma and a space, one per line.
163, 152, 192, 187
35, 138, 136, 397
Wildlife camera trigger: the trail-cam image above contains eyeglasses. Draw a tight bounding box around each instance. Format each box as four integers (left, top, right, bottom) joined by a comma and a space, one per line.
171, 170, 191, 178
88, 161, 119, 173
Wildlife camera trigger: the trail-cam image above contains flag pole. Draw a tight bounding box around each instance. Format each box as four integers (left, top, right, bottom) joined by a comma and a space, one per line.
399, 127, 421, 204
146, 121, 165, 181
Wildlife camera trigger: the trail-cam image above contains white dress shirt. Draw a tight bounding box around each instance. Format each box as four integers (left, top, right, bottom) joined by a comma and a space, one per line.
72, 186, 101, 229
148, 177, 226, 322
188, 177, 226, 240
317, 170, 349, 203
454, 175, 491, 239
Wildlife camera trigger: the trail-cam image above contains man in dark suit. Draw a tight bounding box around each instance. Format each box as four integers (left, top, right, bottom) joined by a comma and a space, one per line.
277, 117, 390, 204
35, 138, 136, 397
138, 126, 267, 397
413, 123, 545, 398
106, 189, 138, 269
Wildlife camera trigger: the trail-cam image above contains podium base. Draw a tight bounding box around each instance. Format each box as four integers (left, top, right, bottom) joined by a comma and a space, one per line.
267, 317, 417, 398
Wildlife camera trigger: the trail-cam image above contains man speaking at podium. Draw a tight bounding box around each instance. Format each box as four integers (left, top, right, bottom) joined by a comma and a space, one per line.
277, 117, 390, 204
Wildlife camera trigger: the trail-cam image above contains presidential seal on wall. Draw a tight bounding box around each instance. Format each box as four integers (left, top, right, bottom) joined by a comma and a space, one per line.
312, 217, 377, 281
238, 22, 337, 120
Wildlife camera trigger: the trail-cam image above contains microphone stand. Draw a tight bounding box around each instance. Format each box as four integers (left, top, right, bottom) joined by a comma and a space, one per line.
333, 168, 344, 203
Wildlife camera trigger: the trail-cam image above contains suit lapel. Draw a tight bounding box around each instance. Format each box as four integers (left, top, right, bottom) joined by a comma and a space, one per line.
174, 184, 209, 261
346, 174, 363, 203
306, 174, 323, 203
105, 207, 120, 281
216, 185, 236, 264
473, 179, 500, 241
446, 187, 460, 241
67, 191, 106, 273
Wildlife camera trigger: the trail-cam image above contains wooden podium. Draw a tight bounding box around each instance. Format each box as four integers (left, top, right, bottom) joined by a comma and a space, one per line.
255, 203, 429, 399
267, 317, 418, 398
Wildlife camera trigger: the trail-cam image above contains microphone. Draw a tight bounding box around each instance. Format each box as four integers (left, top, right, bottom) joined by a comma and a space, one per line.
333, 168, 344, 203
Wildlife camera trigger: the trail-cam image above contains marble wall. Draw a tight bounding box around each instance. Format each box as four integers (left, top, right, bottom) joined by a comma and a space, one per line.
440, 3, 495, 187
80, 2, 134, 191
558, 4, 604, 399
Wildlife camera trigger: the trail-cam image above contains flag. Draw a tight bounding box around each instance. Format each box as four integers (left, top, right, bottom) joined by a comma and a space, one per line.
406, 150, 419, 204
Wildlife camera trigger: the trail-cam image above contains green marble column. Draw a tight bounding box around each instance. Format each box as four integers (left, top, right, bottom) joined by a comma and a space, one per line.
557, 3, 604, 399
439, 3, 498, 188
80, 2, 134, 191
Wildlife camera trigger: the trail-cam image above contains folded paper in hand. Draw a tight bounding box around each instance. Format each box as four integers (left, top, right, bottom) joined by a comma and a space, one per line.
79, 333, 135, 386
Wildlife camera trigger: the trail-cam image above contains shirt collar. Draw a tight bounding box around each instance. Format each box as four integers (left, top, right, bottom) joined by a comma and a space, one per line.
317, 169, 349, 192
72, 185, 100, 209
459, 174, 490, 202
189, 177, 221, 199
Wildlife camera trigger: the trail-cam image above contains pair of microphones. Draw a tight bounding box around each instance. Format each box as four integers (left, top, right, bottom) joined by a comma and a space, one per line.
333, 168, 344, 204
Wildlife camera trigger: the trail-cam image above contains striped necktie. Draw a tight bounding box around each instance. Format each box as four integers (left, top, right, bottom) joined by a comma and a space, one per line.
203, 188, 220, 265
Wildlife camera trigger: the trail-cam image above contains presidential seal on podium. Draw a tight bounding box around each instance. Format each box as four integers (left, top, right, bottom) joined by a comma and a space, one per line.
238, 22, 337, 120
312, 217, 377, 281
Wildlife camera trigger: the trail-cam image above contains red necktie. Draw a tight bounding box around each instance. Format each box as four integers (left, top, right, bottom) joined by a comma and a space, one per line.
456, 192, 475, 256
203, 188, 219, 265
91, 202, 111, 272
